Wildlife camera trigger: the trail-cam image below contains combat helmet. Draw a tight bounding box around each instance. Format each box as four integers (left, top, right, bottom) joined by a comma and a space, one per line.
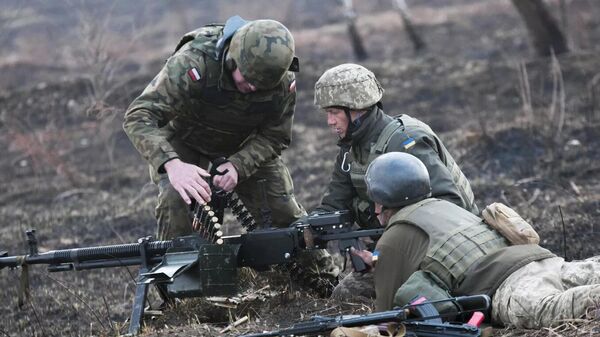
314, 63, 384, 110
365, 152, 432, 208
228, 19, 295, 90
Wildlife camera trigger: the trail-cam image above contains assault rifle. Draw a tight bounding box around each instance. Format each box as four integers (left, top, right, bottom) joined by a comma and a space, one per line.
0, 210, 382, 336
240, 294, 491, 337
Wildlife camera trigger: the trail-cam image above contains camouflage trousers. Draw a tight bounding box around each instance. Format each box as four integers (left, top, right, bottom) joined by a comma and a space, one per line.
284, 250, 341, 297
331, 271, 376, 301
492, 256, 600, 329
149, 134, 306, 239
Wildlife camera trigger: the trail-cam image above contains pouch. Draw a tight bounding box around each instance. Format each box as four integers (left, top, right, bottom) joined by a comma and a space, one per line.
482, 202, 540, 245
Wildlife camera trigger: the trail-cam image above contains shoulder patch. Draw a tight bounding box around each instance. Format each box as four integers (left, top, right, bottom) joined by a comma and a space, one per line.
402, 137, 416, 150
289, 80, 296, 93
187, 67, 202, 82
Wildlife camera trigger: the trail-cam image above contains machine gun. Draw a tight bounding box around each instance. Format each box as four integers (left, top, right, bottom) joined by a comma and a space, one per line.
0, 210, 382, 335
240, 294, 491, 337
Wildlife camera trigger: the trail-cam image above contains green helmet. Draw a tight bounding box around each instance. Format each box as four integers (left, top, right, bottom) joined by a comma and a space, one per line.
314, 63, 384, 110
228, 19, 295, 90
365, 152, 432, 208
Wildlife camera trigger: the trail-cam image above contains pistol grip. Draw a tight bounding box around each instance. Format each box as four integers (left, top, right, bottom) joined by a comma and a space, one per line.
349, 251, 368, 273
340, 239, 368, 273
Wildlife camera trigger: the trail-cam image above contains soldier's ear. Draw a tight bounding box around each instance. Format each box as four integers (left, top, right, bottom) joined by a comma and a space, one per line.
288, 57, 299, 72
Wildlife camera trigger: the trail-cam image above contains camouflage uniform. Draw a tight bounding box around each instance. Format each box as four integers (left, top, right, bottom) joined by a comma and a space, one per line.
492, 256, 600, 328
313, 64, 477, 300
123, 17, 338, 290
314, 64, 477, 228
360, 152, 600, 328
318, 109, 478, 228
378, 198, 600, 328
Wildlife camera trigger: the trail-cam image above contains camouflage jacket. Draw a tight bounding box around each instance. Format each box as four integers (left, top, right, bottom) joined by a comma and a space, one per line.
317, 107, 478, 226
123, 24, 296, 181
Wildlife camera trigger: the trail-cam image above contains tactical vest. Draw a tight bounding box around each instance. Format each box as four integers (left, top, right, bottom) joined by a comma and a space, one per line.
389, 198, 509, 290
166, 25, 290, 157
348, 115, 476, 214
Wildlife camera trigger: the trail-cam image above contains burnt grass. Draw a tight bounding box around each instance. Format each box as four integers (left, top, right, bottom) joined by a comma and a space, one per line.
2, 2, 600, 337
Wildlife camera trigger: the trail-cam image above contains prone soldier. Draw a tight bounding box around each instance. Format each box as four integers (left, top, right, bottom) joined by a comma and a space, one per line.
353, 152, 600, 328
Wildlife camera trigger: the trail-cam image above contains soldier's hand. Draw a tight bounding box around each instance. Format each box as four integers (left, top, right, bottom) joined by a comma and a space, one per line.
212, 161, 238, 192
164, 158, 211, 205
350, 247, 374, 269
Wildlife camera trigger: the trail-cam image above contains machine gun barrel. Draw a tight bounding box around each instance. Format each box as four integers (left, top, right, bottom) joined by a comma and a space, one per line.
0, 210, 383, 335
0, 240, 172, 270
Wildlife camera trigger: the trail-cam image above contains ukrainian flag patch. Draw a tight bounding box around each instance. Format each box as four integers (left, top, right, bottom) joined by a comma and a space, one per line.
402, 137, 416, 150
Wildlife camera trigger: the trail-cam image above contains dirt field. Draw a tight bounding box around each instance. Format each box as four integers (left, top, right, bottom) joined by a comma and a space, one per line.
1, 1, 600, 336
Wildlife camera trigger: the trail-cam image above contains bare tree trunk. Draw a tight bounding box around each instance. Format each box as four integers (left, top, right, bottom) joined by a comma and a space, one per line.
512, 0, 569, 56
392, 0, 426, 53
347, 19, 369, 61
340, 0, 368, 60
559, 0, 568, 32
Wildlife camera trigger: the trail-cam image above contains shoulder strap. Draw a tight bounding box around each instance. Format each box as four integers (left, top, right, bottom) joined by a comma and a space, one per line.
387, 198, 438, 229
371, 116, 417, 156
174, 34, 196, 54
371, 119, 402, 155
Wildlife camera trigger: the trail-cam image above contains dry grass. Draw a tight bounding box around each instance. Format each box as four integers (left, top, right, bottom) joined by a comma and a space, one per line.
1, 1, 600, 337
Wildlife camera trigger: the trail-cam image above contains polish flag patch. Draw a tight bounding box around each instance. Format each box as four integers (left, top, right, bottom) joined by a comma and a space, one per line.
289, 80, 296, 93
187, 68, 202, 82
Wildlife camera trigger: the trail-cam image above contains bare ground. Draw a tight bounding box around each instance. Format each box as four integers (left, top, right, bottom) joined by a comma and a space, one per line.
1, 1, 600, 336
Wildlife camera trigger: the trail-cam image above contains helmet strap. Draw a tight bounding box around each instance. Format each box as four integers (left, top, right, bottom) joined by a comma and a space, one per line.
224, 49, 236, 71
345, 107, 369, 136
342, 107, 355, 141
334, 106, 370, 141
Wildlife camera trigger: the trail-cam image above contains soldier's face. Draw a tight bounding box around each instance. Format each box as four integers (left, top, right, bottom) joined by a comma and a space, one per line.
326, 107, 349, 139
374, 203, 384, 224
232, 68, 258, 93
374, 203, 391, 226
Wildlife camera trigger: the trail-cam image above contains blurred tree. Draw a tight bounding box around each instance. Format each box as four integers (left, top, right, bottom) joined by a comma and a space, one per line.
340, 0, 368, 60
173, 0, 191, 33
392, 0, 426, 53
512, 0, 569, 56
559, 0, 568, 32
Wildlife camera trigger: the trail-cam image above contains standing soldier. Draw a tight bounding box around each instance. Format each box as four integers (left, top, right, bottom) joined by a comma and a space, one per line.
123, 16, 338, 293
312, 63, 477, 299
